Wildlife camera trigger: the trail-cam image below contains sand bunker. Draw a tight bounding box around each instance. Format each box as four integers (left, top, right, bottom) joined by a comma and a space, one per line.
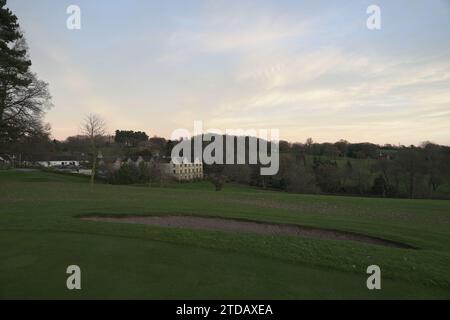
83, 215, 415, 249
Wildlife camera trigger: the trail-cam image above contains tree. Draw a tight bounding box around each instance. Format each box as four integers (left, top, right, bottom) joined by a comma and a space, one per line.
6, 121, 52, 163
223, 164, 251, 184
110, 163, 140, 185
138, 161, 150, 184
347, 143, 378, 159
81, 114, 106, 186
422, 142, 448, 193
278, 140, 291, 153
372, 174, 388, 197
286, 164, 318, 194
340, 160, 353, 189
0, 0, 51, 145
321, 143, 340, 159
395, 147, 425, 199
376, 158, 400, 197
208, 174, 225, 191
305, 138, 314, 154
314, 163, 341, 193
114, 130, 148, 147
148, 158, 163, 186
352, 160, 371, 195
63, 135, 92, 153
335, 139, 349, 157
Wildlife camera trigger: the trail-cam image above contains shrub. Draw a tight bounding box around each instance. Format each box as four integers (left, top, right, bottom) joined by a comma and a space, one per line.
208, 174, 225, 191
110, 163, 141, 185
372, 174, 388, 196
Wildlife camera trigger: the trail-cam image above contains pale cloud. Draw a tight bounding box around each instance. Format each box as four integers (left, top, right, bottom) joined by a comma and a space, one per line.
9, 0, 450, 145
157, 3, 306, 64
167, 22, 304, 54
30, 42, 122, 137
198, 46, 450, 145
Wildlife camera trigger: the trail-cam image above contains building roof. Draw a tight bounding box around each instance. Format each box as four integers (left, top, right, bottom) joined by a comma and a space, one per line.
0, 154, 12, 161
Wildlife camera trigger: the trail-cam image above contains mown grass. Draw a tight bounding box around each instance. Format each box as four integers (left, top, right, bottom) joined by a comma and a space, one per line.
1, 170, 449, 299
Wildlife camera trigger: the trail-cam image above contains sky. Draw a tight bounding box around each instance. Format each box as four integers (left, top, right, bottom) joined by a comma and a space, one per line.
8, 0, 450, 145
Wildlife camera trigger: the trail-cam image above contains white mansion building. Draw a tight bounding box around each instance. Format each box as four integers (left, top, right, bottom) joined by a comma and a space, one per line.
161, 158, 203, 181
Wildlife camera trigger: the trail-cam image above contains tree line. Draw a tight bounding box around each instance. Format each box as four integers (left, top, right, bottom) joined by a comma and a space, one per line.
213, 138, 450, 200
8, 129, 449, 199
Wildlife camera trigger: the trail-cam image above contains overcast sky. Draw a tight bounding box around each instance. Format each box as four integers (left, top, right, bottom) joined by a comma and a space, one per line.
8, 0, 450, 145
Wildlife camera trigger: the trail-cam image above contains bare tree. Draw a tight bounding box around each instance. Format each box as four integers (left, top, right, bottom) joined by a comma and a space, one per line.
81, 114, 106, 186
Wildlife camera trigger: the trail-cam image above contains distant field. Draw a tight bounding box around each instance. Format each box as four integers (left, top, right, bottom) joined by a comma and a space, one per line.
1, 170, 449, 299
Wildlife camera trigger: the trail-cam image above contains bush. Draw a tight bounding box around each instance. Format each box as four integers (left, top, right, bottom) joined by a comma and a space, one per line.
314, 163, 341, 193
287, 167, 319, 194
109, 163, 141, 185
138, 161, 150, 183
208, 174, 225, 191
372, 174, 388, 196
0, 163, 11, 170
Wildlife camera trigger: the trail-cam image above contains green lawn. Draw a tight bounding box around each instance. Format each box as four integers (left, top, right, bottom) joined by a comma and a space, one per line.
1, 170, 449, 299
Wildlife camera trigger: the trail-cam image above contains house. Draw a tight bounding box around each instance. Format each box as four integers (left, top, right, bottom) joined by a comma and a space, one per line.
108, 156, 203, 182
111, 158, 124, 171
37, 160, 80, 168
0, 155, 11, 166
160, 157, 203, 181
127, 155, 148, 166
112, 155, 152, 170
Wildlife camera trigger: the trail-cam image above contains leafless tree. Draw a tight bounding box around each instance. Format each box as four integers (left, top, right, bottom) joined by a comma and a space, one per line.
81, 114, 106, 186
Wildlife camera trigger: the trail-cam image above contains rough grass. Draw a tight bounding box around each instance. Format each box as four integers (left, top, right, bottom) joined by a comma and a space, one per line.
1, 170, 449, 299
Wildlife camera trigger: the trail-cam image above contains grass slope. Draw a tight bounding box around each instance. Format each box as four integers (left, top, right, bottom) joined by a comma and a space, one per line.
1, 170, 449, 299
